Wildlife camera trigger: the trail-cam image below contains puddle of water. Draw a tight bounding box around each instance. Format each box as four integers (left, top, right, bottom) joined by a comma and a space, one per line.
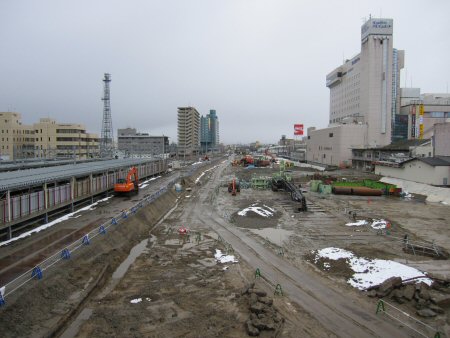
112, 238, 149, 279
97, 238, 149, 300
250, 227, 294, 246
60, 308, 93, 338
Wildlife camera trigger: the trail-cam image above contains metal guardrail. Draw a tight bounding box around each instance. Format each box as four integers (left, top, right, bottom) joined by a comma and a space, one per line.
0, 181, 171, 304
0, 160, 212, 306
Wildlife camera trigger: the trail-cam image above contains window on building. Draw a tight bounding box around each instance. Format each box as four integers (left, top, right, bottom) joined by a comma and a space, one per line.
430, 112, 445, 118
323, 154, 326, 159
329, 133, 333, 137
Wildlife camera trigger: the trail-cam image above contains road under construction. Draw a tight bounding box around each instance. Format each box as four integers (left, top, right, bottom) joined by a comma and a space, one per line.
0, 155, 449, 337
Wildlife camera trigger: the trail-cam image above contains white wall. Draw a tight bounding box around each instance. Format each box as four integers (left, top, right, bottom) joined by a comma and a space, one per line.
375, 160, 450, 186
306, 124, 367, 166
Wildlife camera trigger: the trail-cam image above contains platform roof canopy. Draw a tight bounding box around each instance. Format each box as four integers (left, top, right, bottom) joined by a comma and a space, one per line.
0, 158, 158, 192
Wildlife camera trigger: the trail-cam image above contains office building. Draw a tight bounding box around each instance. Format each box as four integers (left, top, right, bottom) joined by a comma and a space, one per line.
0, 113, 99, 160
117, 128, 169, 156
177, 107, 200, 157
200, 109, 219, 152
33, 118, 99, 159
307, 18, 404, 166
399, 93, 450, 140
0, 112, 35, 160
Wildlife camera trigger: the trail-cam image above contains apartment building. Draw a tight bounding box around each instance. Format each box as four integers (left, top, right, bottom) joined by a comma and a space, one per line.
177, 107, 200, 157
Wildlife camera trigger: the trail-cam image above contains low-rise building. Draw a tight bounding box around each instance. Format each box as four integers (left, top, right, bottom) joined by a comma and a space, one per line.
0, 112, 35, 160
33, 118, 99, 159
0, 113, 99, 160
306, 123, 367, 167
117, 128, 169, 156
352, 139, 430, 171
375, 156, 450, 186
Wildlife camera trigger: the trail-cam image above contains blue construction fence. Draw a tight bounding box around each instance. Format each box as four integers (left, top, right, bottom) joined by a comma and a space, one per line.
0, 164, 207, 306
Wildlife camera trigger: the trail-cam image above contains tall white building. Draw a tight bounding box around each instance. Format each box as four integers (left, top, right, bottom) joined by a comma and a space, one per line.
307, 18, 404, 166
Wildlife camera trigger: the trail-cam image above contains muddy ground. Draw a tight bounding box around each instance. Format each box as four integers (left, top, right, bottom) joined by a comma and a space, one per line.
1, 159, 450, 337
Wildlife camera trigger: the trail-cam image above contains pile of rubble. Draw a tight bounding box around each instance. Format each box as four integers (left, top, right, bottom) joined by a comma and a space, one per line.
366, 277, 450, 318
241, 282, 284, 336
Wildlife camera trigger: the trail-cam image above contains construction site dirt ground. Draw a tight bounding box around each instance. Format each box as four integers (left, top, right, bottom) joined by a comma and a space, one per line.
1, 159, 450, 337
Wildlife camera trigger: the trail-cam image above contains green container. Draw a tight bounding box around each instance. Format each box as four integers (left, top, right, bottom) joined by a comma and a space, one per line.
319, 184, 332, 194
310, 180, 322, 192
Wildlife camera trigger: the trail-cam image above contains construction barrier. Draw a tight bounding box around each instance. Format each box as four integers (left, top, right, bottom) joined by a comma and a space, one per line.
0, 173, 185, 306
376, 299, 443, 338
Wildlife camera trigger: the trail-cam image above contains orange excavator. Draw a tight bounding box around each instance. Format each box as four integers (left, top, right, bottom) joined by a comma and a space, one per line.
228, 178, 240, 196
114, 167, 139, 195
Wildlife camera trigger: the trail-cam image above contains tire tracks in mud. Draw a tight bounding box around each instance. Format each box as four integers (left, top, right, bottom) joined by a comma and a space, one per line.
184, 161, 415, 338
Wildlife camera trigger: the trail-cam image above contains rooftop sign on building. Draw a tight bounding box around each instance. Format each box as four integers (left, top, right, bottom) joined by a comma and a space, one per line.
361, 18, 393, 40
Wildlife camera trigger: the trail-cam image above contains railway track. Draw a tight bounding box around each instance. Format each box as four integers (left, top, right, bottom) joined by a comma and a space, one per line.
0, 171, 180, 287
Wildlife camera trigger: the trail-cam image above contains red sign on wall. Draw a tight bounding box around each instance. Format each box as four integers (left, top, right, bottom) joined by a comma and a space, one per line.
294, 124, 304, 135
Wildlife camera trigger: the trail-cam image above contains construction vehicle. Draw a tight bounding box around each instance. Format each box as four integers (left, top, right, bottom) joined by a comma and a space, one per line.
272, 176, 307, 211
228, 178, 240, 196
114, 167, 139, 195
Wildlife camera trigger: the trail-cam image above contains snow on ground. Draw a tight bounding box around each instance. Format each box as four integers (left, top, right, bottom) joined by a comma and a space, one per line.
130, 298, 142, 304
139, 175, 161, 189
380, 177, 450, 205
194, 164, 220, 184
314, 247, 432, 290
0, 196, 113, 247
345, 220, 368, 227
238, 203, 274, 217
214, 249, 238, 263
370, 219, 388, 229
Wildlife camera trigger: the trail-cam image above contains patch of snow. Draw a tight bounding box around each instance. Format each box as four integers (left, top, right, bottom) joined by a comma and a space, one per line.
316, 247, 354, 261
314, 247, 432, 290
0, 196, 113, 247
185, 195, 191, 198
371, 219, 387, 229
130, 298, 142, 304
139, 176, 161, 189
0, 286, 5, 297
238, 203, 274, 217
195, 172, 206, 183
145, 297, 152, 302
214, 249, 238, 263
345, 220, 368, 227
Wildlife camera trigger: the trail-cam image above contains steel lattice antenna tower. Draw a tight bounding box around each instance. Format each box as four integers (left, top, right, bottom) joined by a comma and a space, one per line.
100, 73, 114, 158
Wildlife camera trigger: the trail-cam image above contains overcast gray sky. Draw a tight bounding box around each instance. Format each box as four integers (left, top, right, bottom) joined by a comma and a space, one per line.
1, 0, 449, 144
